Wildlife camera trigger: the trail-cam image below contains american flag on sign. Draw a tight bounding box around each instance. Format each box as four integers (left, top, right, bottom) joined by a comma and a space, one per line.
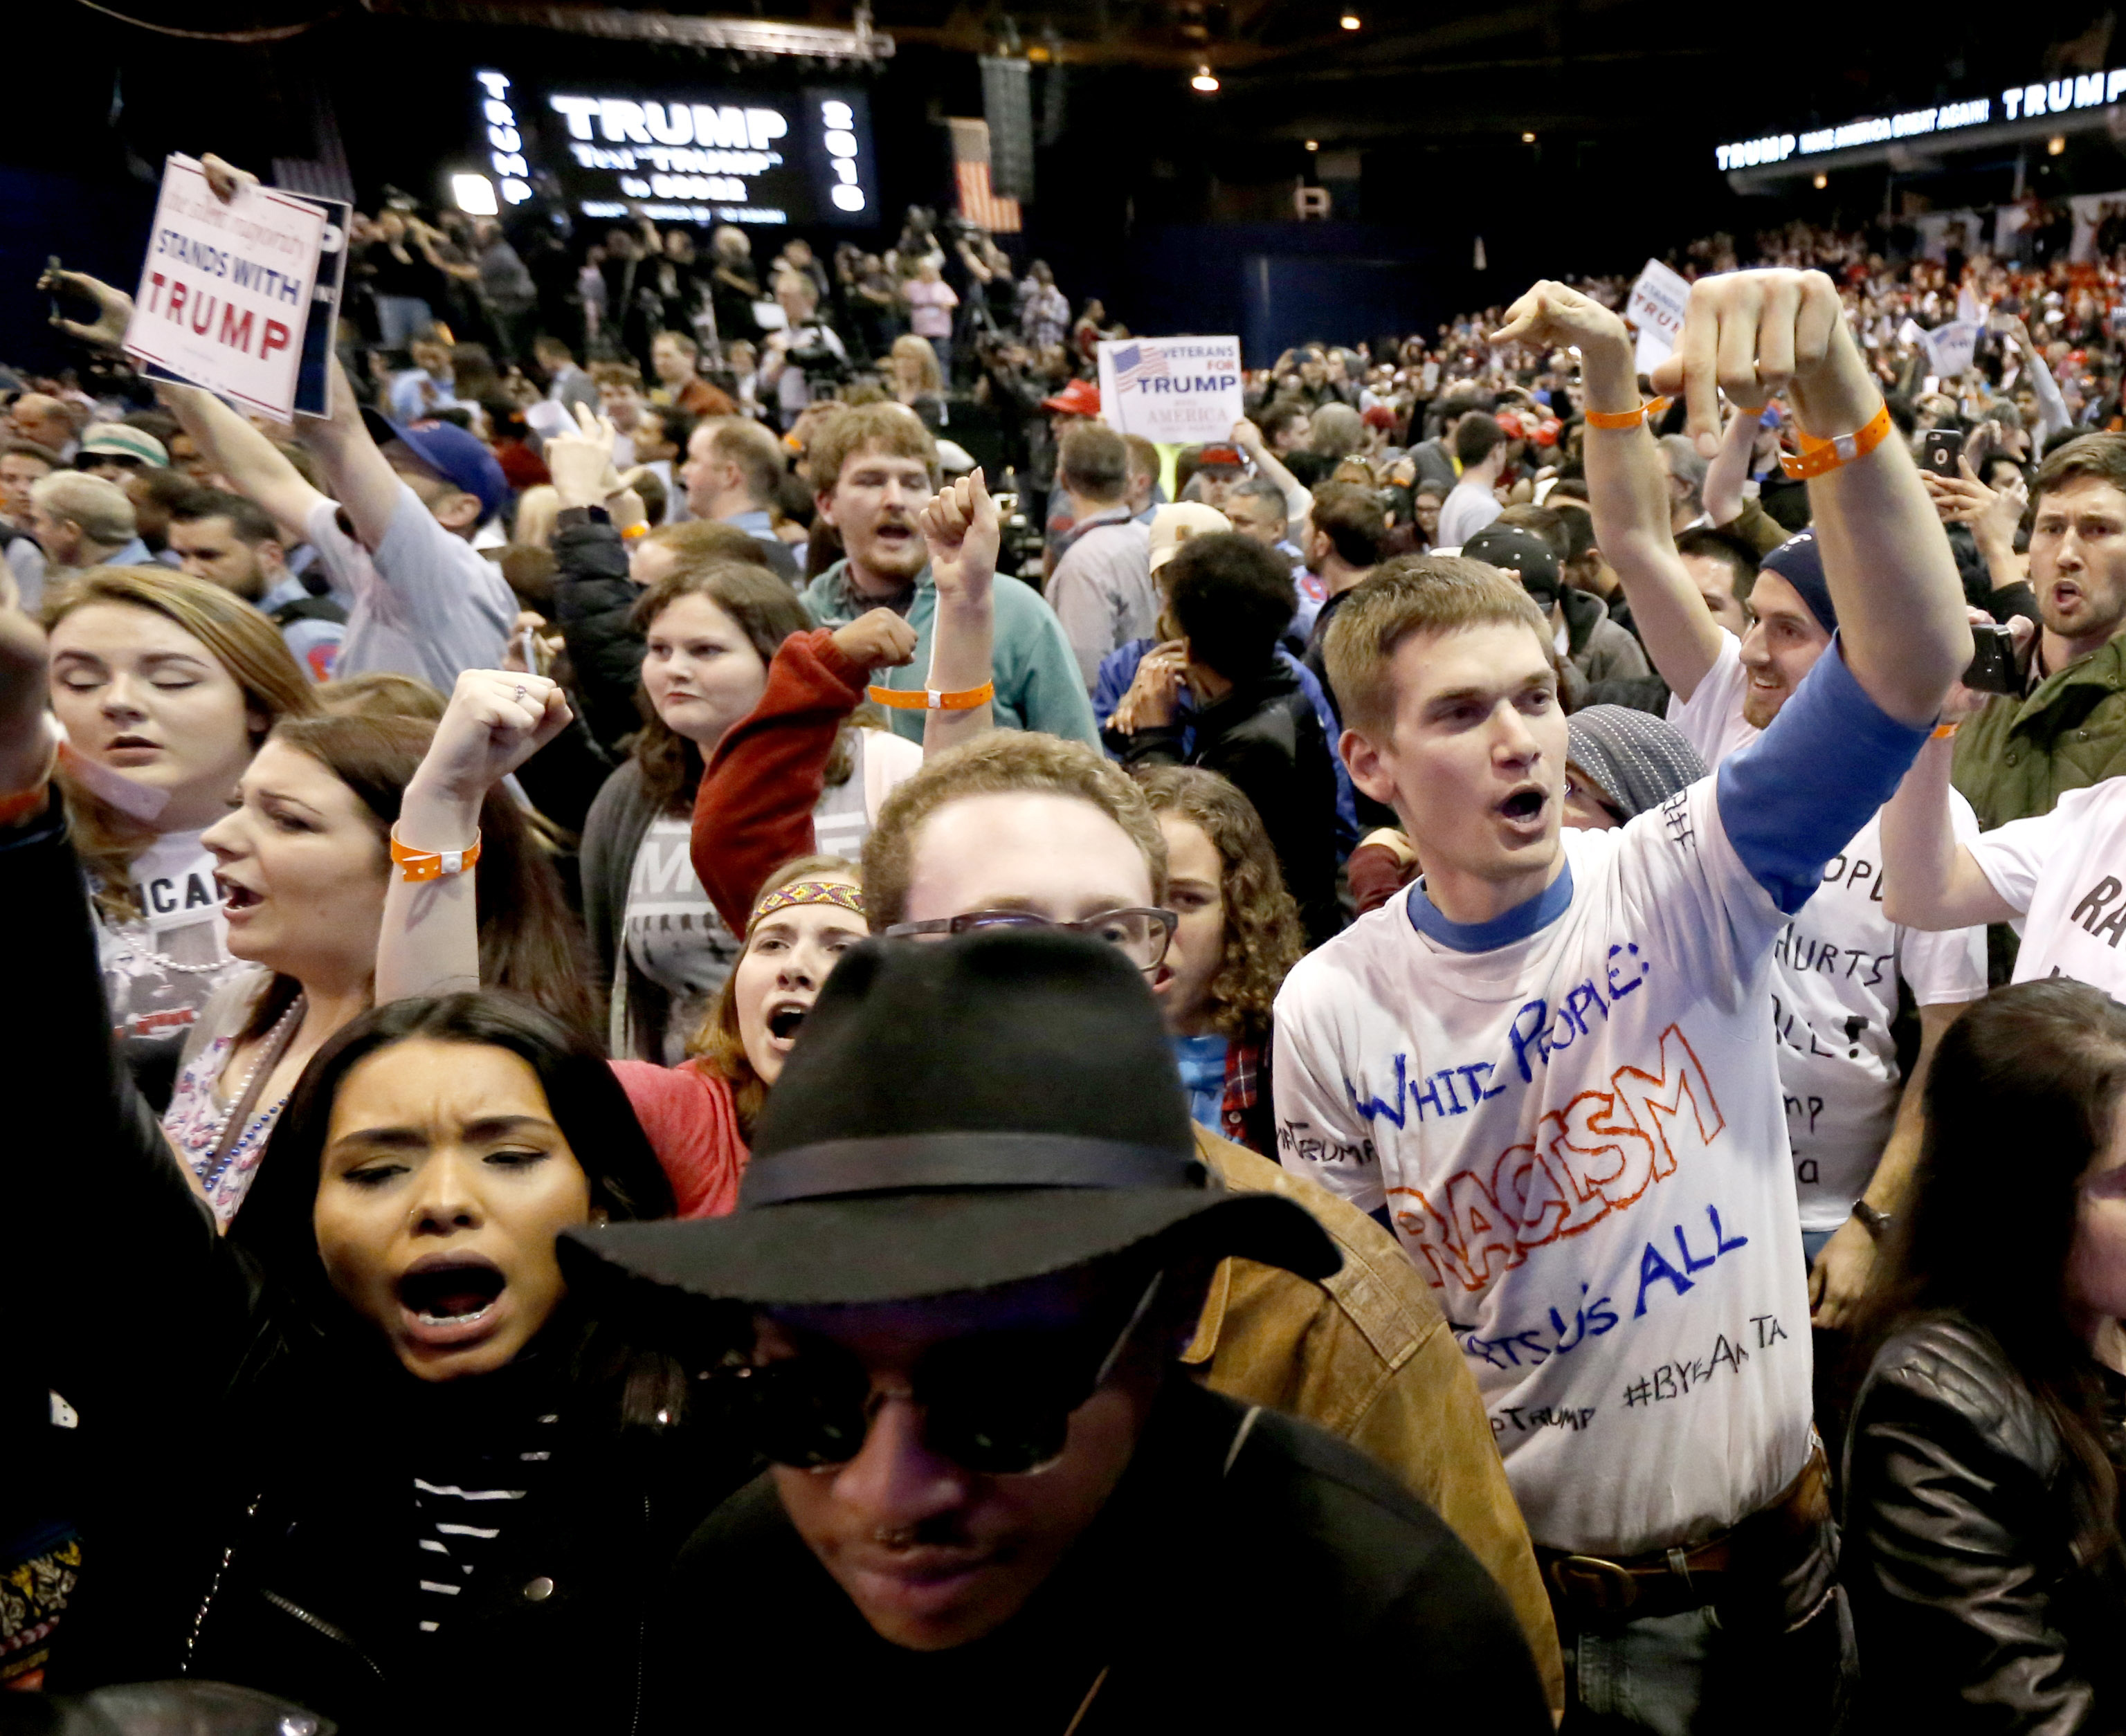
1109, 342, 1170, 393
947, 118, 1022, 234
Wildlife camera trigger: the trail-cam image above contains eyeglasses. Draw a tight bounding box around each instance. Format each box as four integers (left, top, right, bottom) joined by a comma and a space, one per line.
882, 908, 1177, 974
727, 1274, 1164, 1477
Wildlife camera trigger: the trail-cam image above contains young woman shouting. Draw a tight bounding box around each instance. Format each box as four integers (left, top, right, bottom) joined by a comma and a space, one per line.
0, 607, 750, 1730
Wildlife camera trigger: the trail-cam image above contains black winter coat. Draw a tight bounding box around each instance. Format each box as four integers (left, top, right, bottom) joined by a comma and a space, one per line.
1107, 661, 1344, 947
552, 516, 650, 760
5, 805, 752, 1735
1842, 1313, 2126, 1735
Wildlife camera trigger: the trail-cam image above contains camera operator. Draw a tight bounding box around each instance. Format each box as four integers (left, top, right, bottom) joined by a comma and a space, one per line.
760, 273, 851, 431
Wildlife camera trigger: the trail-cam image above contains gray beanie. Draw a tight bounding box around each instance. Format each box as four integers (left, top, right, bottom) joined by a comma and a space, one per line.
1566, 705, 1709, 821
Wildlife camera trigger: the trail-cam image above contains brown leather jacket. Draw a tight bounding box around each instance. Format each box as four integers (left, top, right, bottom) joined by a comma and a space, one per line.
1187, 1127, 1564, 1717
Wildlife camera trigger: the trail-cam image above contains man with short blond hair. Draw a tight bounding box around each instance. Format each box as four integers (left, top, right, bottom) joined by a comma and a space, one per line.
1281, 272, 1974, 1730
801, 404, 1095, 744
28, 470, 148, 576
680, 415, 799, 580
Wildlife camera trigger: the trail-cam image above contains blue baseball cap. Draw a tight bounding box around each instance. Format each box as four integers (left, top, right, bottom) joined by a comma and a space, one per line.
1758, 529, 1836, 637
362, 407, 509, 526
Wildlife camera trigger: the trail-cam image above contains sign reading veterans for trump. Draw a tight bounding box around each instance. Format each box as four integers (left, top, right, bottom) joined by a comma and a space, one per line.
1096, 336, 1243, 444
123, 155, 327, 423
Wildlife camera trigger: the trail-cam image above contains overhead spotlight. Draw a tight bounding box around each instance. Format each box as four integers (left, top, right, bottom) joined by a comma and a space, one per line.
1521, 131, 1536, 144
1192, 64, 1219, 91
1305, 138, 1319, 150
451, 174, 498, 216
1814, 172, 1828, 189
1339, 11, 1361, 27
2048, 134, 2067, 155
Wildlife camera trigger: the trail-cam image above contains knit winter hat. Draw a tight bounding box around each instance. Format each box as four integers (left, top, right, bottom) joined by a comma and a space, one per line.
1759, 529, 1837, 637
1566, 705, 1709, 821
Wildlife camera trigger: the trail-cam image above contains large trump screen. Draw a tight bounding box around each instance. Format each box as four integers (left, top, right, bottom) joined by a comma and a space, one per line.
469, 69, 878, 229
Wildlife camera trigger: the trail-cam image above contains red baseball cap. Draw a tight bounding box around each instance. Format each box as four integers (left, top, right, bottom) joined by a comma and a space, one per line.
1042, 378, 1102, 417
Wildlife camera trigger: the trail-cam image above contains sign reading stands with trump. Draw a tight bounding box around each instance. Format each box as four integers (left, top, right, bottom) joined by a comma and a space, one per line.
1626, 259, 1692, 378
122, 154, 328, 423
1096, 336, 1243, 444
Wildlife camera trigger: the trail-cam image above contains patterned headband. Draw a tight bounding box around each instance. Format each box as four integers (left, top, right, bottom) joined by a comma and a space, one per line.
750, 879, 866, 926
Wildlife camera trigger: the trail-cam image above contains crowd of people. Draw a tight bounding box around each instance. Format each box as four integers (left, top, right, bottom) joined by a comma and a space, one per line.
307, 190, 1125, 536
10, 145, 2126, 1735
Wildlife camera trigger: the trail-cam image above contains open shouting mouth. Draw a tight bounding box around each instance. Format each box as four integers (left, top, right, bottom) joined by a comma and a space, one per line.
397, 1254, 508, 1349
764, 997, 812, 1052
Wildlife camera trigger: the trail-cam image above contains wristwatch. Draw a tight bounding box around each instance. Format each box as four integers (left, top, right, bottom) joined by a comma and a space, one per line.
1851, 1199, 1893, 1241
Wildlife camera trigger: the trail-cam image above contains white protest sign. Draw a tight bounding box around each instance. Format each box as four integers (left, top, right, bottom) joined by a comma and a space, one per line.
1626, 259, 1691, 378
123, 155, 327, 423
1096, 336, 1243, 444
1923, 320, 1981, 379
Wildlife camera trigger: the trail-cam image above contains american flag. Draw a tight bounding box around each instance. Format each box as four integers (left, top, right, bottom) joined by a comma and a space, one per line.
948, 118, 1022, 234
1109, 342, 1170, 392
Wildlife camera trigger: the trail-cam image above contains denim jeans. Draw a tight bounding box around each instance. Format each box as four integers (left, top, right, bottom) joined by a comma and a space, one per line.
1563, 1584, 1853, 1735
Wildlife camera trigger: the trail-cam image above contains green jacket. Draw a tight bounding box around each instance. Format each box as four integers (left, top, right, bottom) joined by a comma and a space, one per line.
1952, 632, 2126, 830
801, 559, 1100, 747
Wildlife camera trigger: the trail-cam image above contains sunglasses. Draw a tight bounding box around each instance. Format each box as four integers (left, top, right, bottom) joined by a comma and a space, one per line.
727, 1272, 1164, 1477
882, 908, 1178, 975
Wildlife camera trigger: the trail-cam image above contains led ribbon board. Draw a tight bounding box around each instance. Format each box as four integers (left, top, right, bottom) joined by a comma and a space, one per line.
1716, 68, 2126, 172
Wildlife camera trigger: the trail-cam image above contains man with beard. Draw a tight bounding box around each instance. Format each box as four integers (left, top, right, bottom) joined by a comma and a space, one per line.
1884, 431, 2126, 1003
799, 402, 1096, 746
1943, 435, 2126, 830
167, 490, 346, 679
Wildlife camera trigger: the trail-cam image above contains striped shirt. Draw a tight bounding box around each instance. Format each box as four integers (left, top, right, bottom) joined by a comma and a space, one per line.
412, 1410, 559, 1636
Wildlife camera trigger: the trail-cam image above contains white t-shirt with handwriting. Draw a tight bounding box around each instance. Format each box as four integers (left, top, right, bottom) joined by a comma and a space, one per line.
1274, 787, 1812, 1555
1669, 634, 1986, 1231
1969, 779, 2126, 993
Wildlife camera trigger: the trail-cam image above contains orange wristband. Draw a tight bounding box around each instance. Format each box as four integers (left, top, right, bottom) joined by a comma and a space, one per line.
1584, 397, 1671, 430
1932, 722, 1961, 740
1779, 402, 1893, 480
620, 521, 651, 540
866, 682, 994, 712
390, 823, 482, 881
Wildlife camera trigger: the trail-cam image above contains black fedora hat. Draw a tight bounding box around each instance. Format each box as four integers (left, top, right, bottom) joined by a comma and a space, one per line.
563, 929, 1338, 1306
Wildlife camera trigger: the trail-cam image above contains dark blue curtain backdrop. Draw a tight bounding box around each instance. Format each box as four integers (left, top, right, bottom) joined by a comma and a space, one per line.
1059, 224, 1457, 365
0, 170, 156, 376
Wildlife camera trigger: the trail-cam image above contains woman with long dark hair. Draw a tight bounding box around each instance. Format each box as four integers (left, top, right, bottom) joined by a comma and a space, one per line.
1843, 978, 2126, 1731
0, 607, 749, 1730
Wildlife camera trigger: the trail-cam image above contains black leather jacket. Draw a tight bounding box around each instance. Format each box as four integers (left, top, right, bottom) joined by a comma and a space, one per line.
1841, 1313, 2126, 1735
5, 804, 752, 1733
